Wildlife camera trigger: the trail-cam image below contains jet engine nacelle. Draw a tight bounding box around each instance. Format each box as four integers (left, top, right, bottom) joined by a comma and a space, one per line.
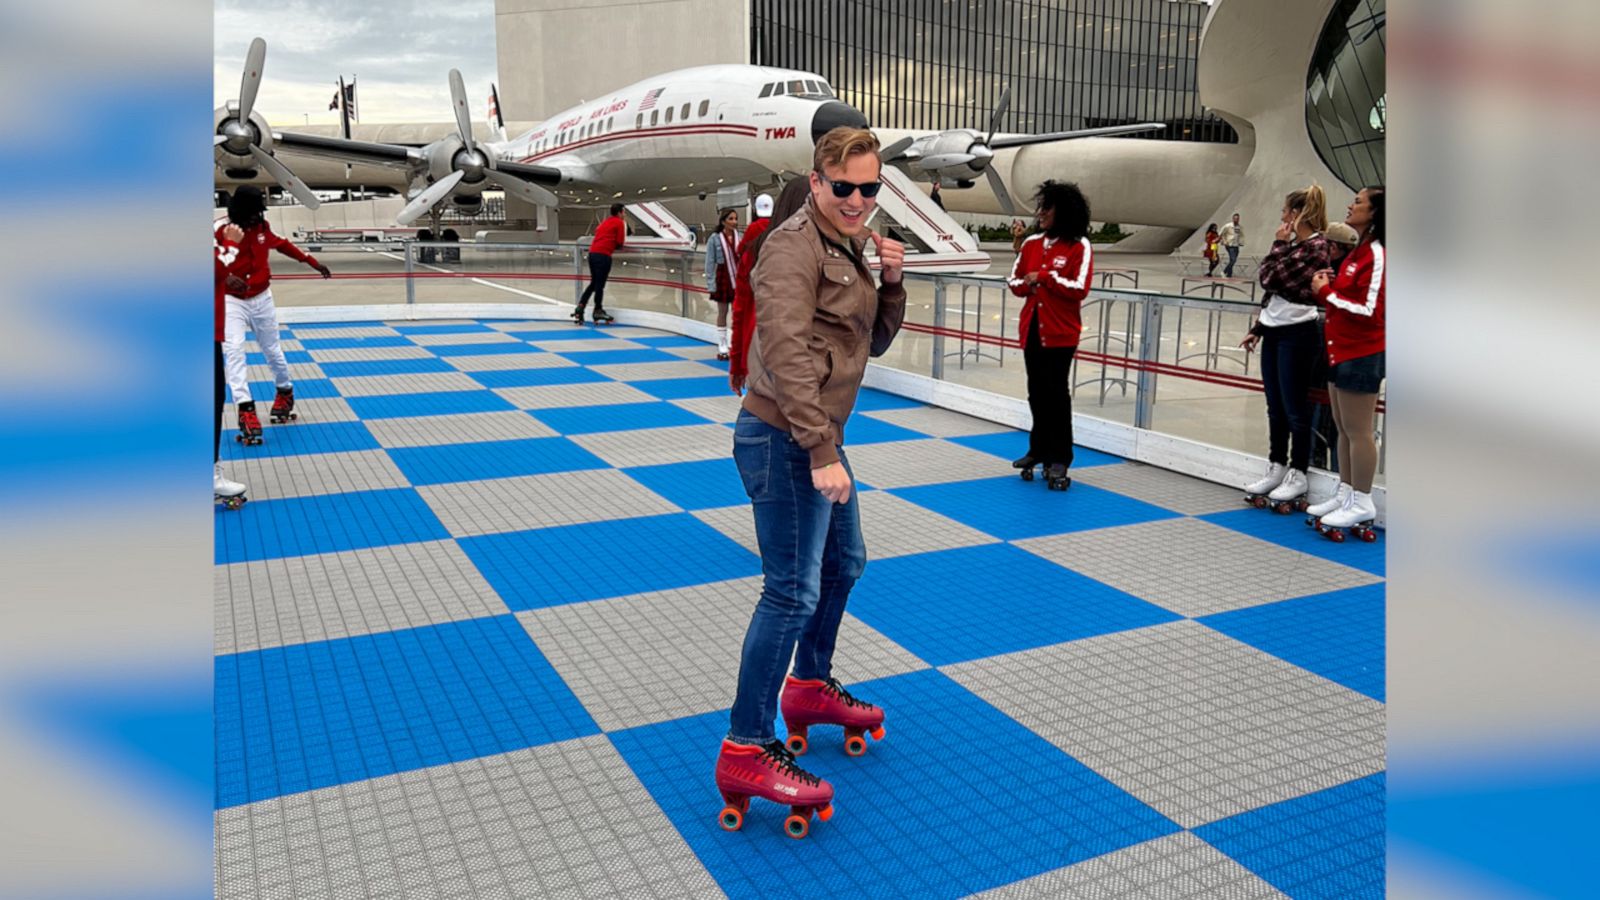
911, 129, 993, 180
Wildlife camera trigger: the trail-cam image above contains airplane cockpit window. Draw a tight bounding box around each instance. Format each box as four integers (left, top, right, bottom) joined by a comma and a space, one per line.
758, 83, 773, 98
772, 82, 787, 96
804, 80, 820, 94
819, 83, 836, 98
698, 99, 710, 117
788, 80, 804, 94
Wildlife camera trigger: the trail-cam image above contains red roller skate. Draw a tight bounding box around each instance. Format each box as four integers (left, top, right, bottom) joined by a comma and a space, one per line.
713, 739, 834, 839
269, 386, 297, 423
781, 675, 886, 758
235, 401, 263, 446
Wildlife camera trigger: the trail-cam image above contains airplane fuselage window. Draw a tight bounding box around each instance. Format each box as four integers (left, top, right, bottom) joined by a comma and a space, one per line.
665, 106, 674, 124
698, 99, 710, 117
607, 116, 614, 131
650, 110, 658, 126
680, 102, 690, 120
636, 113, 643, 129
758, 83, 773, 98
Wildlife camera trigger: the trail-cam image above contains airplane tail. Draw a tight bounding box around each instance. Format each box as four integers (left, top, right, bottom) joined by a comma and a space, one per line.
488, 83, 508, 142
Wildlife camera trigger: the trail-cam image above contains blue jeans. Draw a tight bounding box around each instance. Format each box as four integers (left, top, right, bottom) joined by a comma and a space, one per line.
1224, 245, 1240, 277
727, 410, 867, 744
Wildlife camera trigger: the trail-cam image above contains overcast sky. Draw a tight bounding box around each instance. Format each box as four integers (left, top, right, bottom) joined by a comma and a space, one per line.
214, 0, 498, 125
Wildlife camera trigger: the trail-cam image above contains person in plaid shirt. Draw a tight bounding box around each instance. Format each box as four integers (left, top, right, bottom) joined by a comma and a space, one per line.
1239, 184, 1333, 510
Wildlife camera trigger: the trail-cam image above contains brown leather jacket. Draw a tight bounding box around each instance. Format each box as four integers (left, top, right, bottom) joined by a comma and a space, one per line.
742, 197, 908, 468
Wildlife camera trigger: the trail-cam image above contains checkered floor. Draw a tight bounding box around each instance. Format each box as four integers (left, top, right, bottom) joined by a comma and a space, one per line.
216, 318, 1386, 899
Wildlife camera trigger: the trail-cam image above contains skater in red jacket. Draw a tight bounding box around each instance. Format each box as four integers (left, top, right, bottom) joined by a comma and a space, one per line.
1007, 180, 1094, 491
574, 204, 626, 324
214, 224, 248, 507
217, 186, 331, 444
1309, 186, 1386, 539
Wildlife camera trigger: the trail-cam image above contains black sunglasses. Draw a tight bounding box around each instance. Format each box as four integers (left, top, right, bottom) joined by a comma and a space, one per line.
815, 170, 882, 199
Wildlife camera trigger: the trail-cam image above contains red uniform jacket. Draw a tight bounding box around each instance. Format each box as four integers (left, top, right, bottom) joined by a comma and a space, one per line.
590, 215, 626, 256
1316, 238, 1386, 366
214, 236, 241, 342
729, 215, 772, 380
1008, 235, 1093, 348
214, 219, 320, 299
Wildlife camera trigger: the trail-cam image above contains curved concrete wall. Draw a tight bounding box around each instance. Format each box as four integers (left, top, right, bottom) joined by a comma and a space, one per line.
1181, 0, 1358, 256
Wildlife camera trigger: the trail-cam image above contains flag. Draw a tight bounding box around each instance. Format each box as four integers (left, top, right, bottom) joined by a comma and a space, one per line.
329, 79, 358, 122
638, 87, 664, 111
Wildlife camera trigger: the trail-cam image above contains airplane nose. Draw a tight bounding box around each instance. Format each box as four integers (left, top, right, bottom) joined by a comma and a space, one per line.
811, 101, 869, 143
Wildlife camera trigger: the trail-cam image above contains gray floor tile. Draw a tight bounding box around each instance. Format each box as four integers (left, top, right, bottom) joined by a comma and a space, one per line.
225, 449, 409, 501
662, 345, 720, 360
670, 394, 744, 424
856, 489, 1001, 558
859, 405, 1013, 438
517, 577, 925, 730
843, 438, 1012, 489
419, 469, 680, 537
1074, 462, 1252, 515
532, 338, 647, 352
974, 833, 1288, 899
214, 737, 724, 900
690, 505, 759, 555
364, 411, 559, 448
493, 382, 658, 410
289, 326, 399, 339
944, 620, 1386, 828
588, 360, 728, 381
215, 540, 507, 654
246, 362, 326, 383
570, 424, 733, 467
438, 351, 577, 372
406, 331, 522, 346
306, 345, 436, 363
1014, 518, 1381, 617
330, 371, 485, 397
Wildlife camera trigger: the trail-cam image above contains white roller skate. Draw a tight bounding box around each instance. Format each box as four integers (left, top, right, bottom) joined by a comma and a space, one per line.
1266, 469, 1309, 515
1316, 489, 1377, 543
214, 463, 247, 510
1243, 463, 1286, 509
1304, 483, 1352, 527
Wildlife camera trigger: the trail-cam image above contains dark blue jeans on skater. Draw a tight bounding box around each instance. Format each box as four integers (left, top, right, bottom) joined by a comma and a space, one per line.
1023, 316, 1076, 470
726, 409, 866, 745
1258, 320, 1320, 472
579, 252, 612, 308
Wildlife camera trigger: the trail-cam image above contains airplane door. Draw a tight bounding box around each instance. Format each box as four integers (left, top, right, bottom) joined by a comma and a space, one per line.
714, 101, 749, 157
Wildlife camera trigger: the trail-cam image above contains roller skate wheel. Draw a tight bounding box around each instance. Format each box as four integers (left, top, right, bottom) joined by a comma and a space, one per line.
845, 735, 867, 757
785, 733, 808, 756
1326, 528, 1346, 543
1359, 528, 1377, 543
784, 814, 810, 839
1273, 501, 1292, 515
718, 807, 744, 832
1294, 498, 1310, 512
1020, 469, 1033, 481
816, 803, 833, 823
869, 725, 885, 741
1250, 495, 1268, 509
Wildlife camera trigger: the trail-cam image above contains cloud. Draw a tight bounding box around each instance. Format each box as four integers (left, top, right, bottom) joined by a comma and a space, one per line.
215, 0, 496, 123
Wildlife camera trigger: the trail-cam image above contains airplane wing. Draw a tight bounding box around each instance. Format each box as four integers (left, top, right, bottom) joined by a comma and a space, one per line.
989, 123, 1164, 149
274, 131, 420, 170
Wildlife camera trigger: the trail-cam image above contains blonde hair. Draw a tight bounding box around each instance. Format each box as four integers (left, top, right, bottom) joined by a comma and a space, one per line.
1285, 184, 1328, 233
812, 127, 880, 173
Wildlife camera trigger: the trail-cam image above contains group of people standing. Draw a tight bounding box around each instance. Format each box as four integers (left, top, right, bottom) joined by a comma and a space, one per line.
1241, 183, 1388, 533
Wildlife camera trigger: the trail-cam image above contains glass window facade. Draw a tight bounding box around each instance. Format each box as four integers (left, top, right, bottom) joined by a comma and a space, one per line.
750, 0, 1236, 143
1305, 0, 1385, 189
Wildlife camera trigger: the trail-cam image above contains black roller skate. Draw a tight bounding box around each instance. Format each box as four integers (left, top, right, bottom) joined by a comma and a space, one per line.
235, 401, 263, 446
570, 304, 587, 325
269, 386, 297, 423
1045, 462, 1072, 491
591, 305, 615, 325
1012, 454, 1038, 481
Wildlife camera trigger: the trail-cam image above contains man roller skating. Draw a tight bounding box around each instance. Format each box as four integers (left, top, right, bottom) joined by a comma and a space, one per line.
214, 222, 248, 508
217, 186, 330, 445
715, 126, 906, 839
575, 203, 624, 325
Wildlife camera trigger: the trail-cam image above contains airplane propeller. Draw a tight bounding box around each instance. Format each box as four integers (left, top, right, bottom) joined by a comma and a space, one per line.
396, 69, 559, 226
213, 38, 321, 209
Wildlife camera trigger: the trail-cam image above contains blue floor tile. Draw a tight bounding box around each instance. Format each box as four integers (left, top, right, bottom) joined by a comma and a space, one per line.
1196, 773, 1385, 900
466, 366, 612, 389
386, 436, 608, 486
948, 431, 1125, 468
1201, 508, 1385, 577
214, 615, 598, 808
611, 669, 1178, 899
291, 321, 387, 330
246, 350, 313, 365
345, 390, 516, 420
245, 329, 296, 341
247, 378, 340, 402
622, 458, 745, 511
531, 402, 711, 436
318, 357, 457, 378
298, 335, 414, 351
218, 421, 379, 461
552, 348, 684, 366
215, 488, 449, 564
503, 326, 615, 341
848, 544, 1181, 665
851, 388, 924, 412
631, 335, 709, 349
460, 513, 761, 609
1199, 584, 1386, 701
391, 323, 493, 335
841, 415, 928, 445
627, 376, 733, 400
890, 477, 1179, 541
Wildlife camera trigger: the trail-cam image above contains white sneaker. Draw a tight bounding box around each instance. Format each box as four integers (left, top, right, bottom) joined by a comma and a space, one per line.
1306, 483, 1352, 518
1268, 469, 1308, 502
214, 462, 246, 499
1244, 463, 1287, 495
1320, 489, 1376, 529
